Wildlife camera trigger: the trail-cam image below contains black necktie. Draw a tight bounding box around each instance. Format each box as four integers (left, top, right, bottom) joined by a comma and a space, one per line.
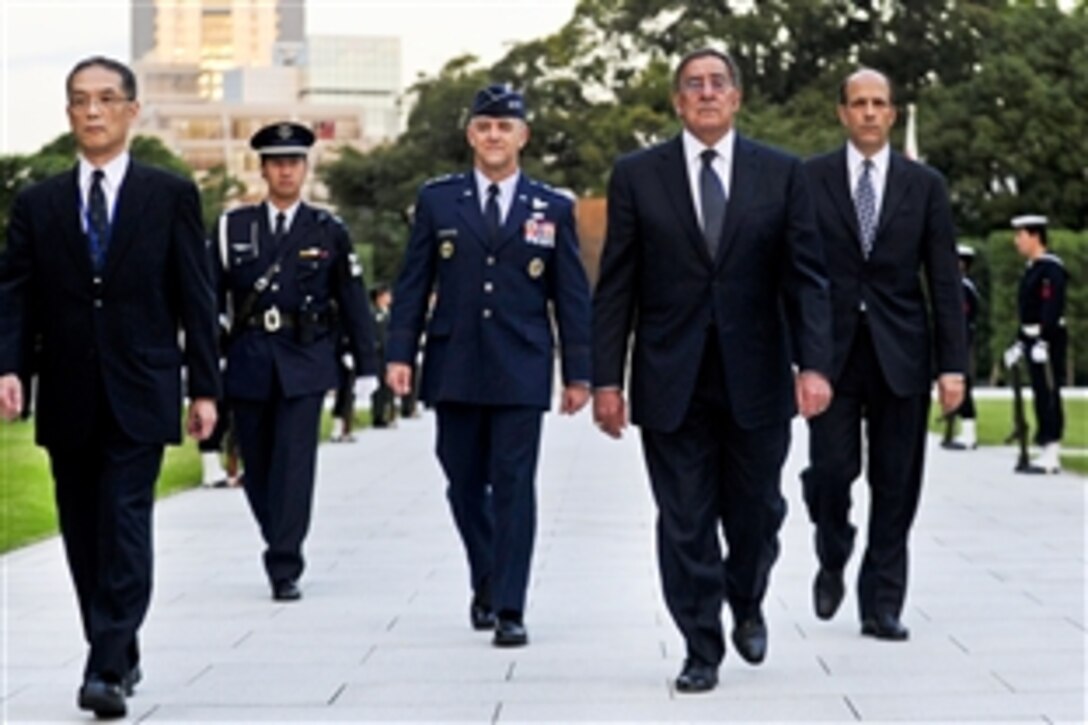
88, 169, 109, 267
699, 149, 726, 259
274, 211, 287, 244
485, 183, 501, 242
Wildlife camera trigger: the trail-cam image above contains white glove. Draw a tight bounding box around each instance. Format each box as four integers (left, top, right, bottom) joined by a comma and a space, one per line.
1003, 343, 1023, 369
354, 375, 379, 400
1030, 341, 1049, 364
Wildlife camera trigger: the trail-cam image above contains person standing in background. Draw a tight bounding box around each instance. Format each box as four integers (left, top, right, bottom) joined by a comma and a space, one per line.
1004, 214, 1067, 474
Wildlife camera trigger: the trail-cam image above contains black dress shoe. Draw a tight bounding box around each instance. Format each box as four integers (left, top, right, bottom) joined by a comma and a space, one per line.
470, 599, 496, 631
814, 568, 846, 620
78, 676, 127, 719
861, 613, 910, 641
122, 665, 142, 697
493, 615, 528, 647
272, 580, 302, 601
675, 659, 718, 693
732, 617, 768, 665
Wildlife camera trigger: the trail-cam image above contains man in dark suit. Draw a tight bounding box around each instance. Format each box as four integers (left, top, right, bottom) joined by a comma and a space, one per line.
214, 122, 377, 602
386, 85, 592, 648
801, 69, 966, 641
592, 48, 833, 692
0, 57, 219, 719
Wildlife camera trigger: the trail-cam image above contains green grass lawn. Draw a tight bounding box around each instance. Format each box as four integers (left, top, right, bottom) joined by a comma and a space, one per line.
932, 397, 1087, 474
0, 405, 371, 554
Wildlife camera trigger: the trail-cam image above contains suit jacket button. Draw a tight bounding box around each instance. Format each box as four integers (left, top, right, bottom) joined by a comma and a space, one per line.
486, 256, 496, 266
483, 282, 494, 293
94, 300, 103, 308
482, 309, 492, 319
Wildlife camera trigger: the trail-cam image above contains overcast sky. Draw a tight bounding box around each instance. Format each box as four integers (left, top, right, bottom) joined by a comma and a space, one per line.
0, 0, 577, 154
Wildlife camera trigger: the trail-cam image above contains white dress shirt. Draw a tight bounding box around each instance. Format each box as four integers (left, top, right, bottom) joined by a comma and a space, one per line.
474, 168, 519, 224
78, 152, 129, 233
846, 142, 890, 220
265, 199, 301, 234
682, 128, 734, 230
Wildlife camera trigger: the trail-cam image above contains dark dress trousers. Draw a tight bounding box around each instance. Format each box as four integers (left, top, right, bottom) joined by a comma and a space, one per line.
1017, 254, 1067, 445
215, 202, 376, 589
592, 134, 832, 666
801, 147, 966, 622
0, 161, 220, 681
387, 171, 591, 616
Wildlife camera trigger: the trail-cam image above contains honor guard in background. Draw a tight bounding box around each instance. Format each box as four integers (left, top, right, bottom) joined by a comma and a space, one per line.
215, 122, 377, 600
1004, 215, 1067, 474
386, 85, 592, 647
943, 245, 981, 450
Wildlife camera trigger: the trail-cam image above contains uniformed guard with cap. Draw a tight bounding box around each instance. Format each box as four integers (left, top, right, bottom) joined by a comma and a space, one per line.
386, 85, 592, 647
214, 121, 377, 600
1003, 214, 1067, 473
943, 245, 982, 450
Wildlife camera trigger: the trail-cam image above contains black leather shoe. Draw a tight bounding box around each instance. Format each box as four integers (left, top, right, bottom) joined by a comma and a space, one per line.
78, 676, 127, 719
861, 613, 910, 641
814, 568, 846, 620
122, 665, 142, 697
493, 616, 528, 647
675, 659, 718, 693
732, 617, 768, 665
272, 580, 302, 601
470, 599, 496, 631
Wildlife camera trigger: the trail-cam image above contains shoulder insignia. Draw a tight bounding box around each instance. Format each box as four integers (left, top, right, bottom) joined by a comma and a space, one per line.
423, 172, 465, 188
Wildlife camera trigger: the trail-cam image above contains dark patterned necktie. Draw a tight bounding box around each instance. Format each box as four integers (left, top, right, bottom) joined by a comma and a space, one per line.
485, 183, 501, 242
88, 169, 108, 267
855, 159, 877, 258
699, 149, 726, 259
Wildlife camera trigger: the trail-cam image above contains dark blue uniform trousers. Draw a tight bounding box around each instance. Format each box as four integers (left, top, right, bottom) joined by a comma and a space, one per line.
435, 403, 543, 616
232, 392, 324, 587
640, 333, 789, 667
48, 381, 163, 682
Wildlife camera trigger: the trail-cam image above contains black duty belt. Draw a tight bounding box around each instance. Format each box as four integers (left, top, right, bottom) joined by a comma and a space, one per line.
244, 307, 331, 333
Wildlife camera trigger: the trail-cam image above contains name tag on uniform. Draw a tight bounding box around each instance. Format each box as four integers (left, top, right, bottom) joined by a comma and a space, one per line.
524, 219, 556, 248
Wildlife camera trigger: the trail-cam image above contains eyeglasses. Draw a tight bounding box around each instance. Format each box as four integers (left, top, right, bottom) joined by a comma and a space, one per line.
67, 94, 132, 113
680, 75, 732, 94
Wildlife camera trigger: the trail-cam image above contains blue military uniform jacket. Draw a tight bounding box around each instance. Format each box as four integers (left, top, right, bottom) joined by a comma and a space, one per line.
214, 201, 377, 401
387, 171, 591, 409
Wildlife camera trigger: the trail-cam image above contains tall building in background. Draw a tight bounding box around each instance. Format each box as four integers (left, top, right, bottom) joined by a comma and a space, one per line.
131, 0, 304, 99
303, 36, 402, 142
130, 1, 402, 203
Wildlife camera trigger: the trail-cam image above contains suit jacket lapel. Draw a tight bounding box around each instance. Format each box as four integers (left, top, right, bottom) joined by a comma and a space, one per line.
875, 151, 911, 243
52, 166, 92, 275
714, 135, 758, 269
658, 136, 712, 267
823, 147, 864, 257
492, 174, 533, 254
102, 160, 153, 278
454, 173, 492, 250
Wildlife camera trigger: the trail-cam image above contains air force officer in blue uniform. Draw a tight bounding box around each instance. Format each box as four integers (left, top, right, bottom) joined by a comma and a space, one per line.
215, 123, 377, 601
386, 86, 592, 647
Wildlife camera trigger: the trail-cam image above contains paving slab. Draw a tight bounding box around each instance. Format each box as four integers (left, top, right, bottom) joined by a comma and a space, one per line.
2, 409, 1084, 722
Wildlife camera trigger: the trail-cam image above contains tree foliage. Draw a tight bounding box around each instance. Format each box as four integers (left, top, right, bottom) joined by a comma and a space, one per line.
321, 0, 1084, 277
